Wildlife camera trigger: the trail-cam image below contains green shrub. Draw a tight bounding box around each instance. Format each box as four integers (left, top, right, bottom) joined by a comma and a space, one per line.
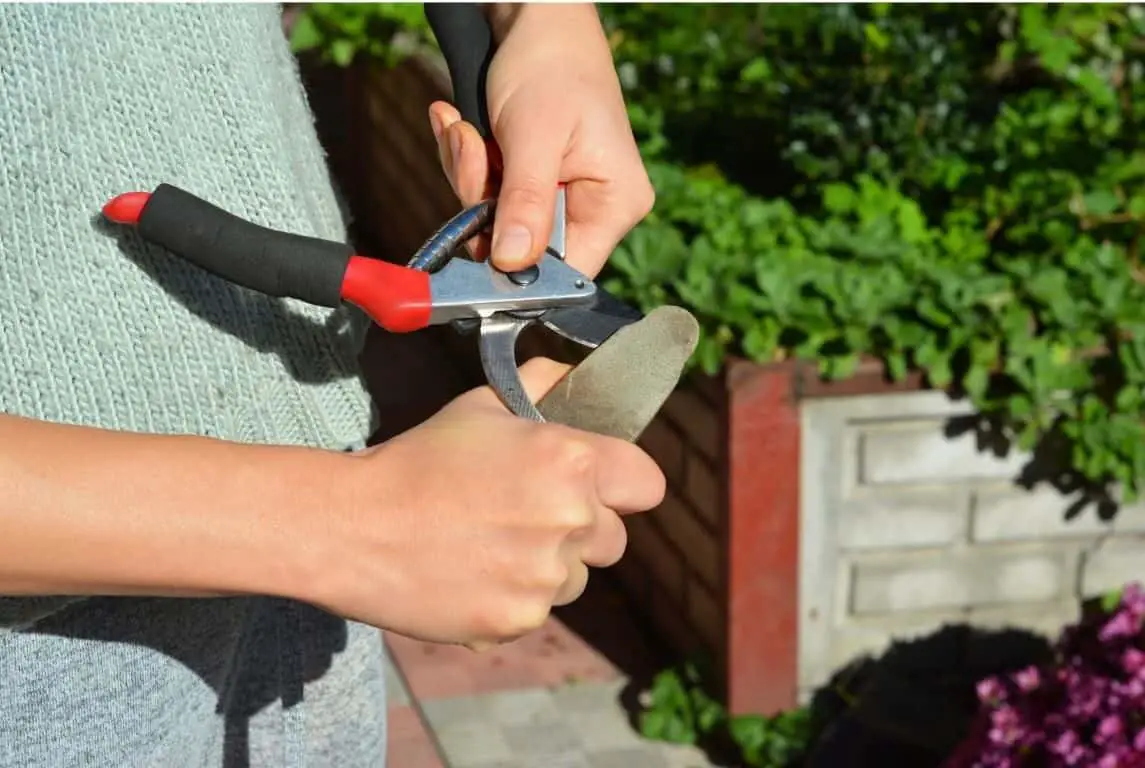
639, 661, 812, 767
289, 3, 433, 66
292, 3, 1145, 499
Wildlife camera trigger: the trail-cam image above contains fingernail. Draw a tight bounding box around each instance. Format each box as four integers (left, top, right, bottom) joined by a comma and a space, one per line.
492, 225, 533, 268
428, 108, 444, 141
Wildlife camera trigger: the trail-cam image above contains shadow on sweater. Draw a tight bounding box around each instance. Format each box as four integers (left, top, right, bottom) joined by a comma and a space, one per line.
26, 595, 346, 768
93, 215, 365, 387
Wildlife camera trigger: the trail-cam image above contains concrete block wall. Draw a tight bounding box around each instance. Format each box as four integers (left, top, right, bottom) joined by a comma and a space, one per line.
799, 390, 1145, 697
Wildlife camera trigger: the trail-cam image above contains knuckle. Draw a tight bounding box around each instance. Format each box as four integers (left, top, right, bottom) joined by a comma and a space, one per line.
602, 523, 629, 567
583, 514, 628, 568
555, 503, 595, 533
473, 599, 546, 640
627, 177, 656, 220
533, 559, 570, 594
508, 600, 551, 637
536, 429, 596, 480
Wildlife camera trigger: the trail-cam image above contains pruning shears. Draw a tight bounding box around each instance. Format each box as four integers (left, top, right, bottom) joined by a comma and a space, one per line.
100, 4, 643, 422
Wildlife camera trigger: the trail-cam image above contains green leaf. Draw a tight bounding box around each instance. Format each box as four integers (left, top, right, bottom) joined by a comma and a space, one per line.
1100, 586, 1124, 614
1083, 189, 1120, 216
740, 57, 771, 83
822, 183, 855, 214
329, 38, 357, 67
289, 13, 324, 52
885, 351, 908, 381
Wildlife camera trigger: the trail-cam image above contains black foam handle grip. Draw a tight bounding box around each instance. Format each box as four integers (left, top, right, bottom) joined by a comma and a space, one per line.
425, 3, 494, 139
136, 184, 353, 308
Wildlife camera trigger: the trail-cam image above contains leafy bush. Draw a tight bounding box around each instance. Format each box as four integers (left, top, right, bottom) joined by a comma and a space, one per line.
639, 661, 812, 767
948, 583, 1145, 767
289, 3, 433, 66
291, 4, 1145, 498
604, 4, 1145, 500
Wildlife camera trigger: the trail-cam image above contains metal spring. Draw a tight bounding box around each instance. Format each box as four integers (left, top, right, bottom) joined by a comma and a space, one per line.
405, 198, 496, 273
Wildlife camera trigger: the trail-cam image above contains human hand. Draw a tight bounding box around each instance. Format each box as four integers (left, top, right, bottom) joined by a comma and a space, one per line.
308, 357, 665, 646
427, 4, 653, 278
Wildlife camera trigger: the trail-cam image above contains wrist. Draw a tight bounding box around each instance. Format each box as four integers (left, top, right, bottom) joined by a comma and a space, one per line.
233, 444, 363, 605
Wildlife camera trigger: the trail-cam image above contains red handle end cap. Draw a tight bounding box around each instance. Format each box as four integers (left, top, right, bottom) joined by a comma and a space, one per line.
102, 191, 152, 225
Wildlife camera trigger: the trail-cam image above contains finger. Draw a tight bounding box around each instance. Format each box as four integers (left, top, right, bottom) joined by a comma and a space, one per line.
429, 101, 462, 183
490, 106, 566, 271
447, 120, 491, 207
431, 112, 493, 260
551, 558, 589, 607
586, 437, 666, 513
575, 507, 628, 569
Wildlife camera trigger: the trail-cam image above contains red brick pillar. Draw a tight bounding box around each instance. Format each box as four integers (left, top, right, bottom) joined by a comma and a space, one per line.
725, 361, 801, 715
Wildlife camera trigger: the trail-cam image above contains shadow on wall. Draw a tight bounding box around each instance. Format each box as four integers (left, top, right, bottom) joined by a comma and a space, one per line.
574, 620, 1054, 768
944, 400, 1121, 522
802, 623, 1054, 768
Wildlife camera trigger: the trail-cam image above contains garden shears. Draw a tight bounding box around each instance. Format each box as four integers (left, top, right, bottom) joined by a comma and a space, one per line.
101, 180, 641, 422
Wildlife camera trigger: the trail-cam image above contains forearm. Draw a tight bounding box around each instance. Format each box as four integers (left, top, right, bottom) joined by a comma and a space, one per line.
0, 414, 343, 601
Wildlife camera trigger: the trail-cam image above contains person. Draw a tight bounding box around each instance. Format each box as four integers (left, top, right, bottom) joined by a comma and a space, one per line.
0, 3, 663, 766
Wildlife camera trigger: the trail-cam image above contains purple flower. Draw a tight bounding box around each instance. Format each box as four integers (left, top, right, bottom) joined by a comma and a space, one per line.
1014, 665, 1041, 692
1096, 715, 1124, 743
1123, 648, 1145, 675
977, 677, 1007, 705
988, 705, 1024, 747
1100, 609, 1141, 642
951, 582, 1145, 767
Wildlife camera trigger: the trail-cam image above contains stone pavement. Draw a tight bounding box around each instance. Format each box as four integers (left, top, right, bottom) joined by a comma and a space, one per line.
382, 577, 728, 768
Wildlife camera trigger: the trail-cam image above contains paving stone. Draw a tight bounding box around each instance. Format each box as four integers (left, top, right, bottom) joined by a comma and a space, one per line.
420, 695, 486, 728
550, 680, 627, 713
538, 755, 593, 768
565, 709, 646, 751
483, 688, 561, 726
587, 746, 671, 768
404, 682, 725, 768
660, 742, 727, 768
421, 716, 515, 767
501, 718, 585, 757
384, 649, 411, 707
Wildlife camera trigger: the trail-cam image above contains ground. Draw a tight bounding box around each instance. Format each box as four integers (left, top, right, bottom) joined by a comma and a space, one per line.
382, 576, 728, 768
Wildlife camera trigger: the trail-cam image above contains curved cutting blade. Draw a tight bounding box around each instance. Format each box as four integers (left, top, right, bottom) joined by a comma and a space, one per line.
478, 314, 544, 422
537, 287, 644, 349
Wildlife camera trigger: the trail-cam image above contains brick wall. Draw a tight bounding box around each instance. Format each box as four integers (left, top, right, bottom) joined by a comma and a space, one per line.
610, 381, 727, 658
799, 389, 1145, 698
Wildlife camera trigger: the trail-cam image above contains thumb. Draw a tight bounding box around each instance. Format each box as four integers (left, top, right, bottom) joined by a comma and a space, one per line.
490, 113, 565, 272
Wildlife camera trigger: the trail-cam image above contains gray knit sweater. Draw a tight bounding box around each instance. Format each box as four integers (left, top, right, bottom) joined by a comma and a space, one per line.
0, 4, 387, 765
